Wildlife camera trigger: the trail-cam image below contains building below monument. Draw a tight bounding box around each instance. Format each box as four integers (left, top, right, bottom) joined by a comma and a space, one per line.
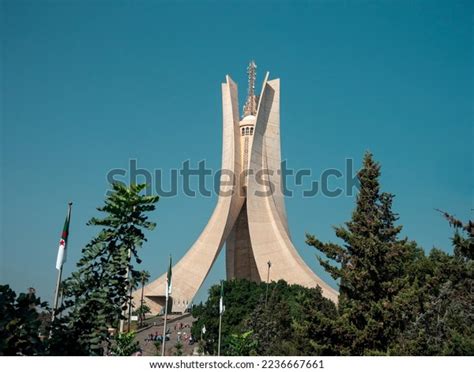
133, 62, 339, 314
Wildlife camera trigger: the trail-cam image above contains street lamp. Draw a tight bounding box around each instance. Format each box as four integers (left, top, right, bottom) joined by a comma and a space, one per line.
265, 260, 272, 307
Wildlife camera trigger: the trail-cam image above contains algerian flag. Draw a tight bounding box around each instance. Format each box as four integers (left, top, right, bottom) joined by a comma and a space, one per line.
219, 281, 225, 315
202, 325, 206, 334
165, 255, 172, 298
56, 203, 72, 270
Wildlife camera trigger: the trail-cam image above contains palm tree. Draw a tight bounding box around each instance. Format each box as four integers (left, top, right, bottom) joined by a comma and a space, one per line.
138, 270, 150, 327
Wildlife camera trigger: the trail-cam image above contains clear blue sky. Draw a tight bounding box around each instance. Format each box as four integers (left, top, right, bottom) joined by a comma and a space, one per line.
1, 0, 472, 305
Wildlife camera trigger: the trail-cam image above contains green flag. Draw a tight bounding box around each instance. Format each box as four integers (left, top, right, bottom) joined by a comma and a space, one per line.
56, 203, 72, 270
166, 255, 172, 298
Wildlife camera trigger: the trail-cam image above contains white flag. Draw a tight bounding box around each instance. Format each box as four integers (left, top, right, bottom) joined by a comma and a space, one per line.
56, 203, 72, 270
165, 255, 172, 299
219, 281, 225, 314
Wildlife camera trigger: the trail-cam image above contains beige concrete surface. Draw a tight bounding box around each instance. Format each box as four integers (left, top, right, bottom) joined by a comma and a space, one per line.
132, 68, 339, 314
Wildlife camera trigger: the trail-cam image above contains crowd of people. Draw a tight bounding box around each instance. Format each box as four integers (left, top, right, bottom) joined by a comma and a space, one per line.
145, 330, 170, 342
144, 320, 194, 346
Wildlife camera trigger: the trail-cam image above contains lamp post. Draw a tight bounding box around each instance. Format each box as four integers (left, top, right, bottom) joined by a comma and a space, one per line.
265, 260, 271, 307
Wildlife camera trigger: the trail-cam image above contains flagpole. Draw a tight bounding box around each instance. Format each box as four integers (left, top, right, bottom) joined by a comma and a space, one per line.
51, 265, 63, 325
265, 260, 271, 307
121, 206, 136, 334
161, 290, 169, 356
127, 276, 133, 332
51, 202, 72, 328
161, 255, 172, 356
217, 309, 223, 356
139, 277, 145, 327
118, 246, 133, 334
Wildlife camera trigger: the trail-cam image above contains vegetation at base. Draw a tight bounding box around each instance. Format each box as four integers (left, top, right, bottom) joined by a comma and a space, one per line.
192, 152, 473, 356
173, 340, 183, 356
134, 304, 151, 326
49, 183, 159, 355
389, 214, 474, 355
306, 152, 420, 355
1, 154, 472, 356
110, 331, 140, 356
305, 152, 473, 355
153, 340, 162, 356
191, 279, 337, 356
135, 270, 151, 327
0, 285, 48, 355
226, 331, 257, 356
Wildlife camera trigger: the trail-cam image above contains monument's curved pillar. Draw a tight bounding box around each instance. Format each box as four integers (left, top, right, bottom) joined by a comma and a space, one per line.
246, 76, 338, 303
133, 76, 245, 314
133, 63, 338, 314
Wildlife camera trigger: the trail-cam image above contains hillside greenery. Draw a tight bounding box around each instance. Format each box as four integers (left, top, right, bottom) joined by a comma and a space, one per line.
1, 154, 472, 356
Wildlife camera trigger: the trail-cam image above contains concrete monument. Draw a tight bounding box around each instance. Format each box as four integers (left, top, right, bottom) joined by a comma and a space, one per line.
133, 62, 338, 313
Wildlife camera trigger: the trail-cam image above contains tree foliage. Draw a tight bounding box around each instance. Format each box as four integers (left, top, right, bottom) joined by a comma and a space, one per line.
305, 152, 473, 355
391, 212, 474, 355
191, 153, 472, 356
1, 153, 471, 356
110, 331, 140, 356
227, 331, 257, 356
134, 304, 151, 319
173, 340, 184, 356
136, 270, 151, 327
50, 183, 158, 355
191, 279, 336, 356
0, 285, 48, 355
306, 152, 420, 354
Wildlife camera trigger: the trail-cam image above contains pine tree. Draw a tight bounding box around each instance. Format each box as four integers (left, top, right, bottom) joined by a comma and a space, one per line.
392, 212, 474, 355
306, 152, 415, 354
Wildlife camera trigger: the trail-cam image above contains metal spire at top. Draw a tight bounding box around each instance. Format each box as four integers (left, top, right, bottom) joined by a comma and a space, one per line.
243, 60, 258, 117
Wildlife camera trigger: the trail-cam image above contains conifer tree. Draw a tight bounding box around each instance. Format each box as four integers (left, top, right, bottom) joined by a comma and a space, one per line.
306, 152, 415, 354
392, 212, 474, 355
